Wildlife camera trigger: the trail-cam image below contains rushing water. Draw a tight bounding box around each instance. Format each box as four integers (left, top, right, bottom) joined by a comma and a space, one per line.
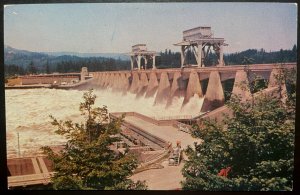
5, 88, 204, 158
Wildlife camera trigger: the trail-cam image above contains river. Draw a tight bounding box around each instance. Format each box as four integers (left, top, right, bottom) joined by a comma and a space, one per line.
5, 88, 203, 158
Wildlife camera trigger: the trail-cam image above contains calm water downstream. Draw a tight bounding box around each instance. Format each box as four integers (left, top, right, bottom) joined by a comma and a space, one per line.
5, 88, 203, 158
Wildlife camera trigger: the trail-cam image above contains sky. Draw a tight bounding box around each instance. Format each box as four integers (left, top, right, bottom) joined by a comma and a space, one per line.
4, 3, 297, 54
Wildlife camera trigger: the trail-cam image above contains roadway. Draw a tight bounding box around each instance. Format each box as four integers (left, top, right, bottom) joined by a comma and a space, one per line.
131, 160, 185, 190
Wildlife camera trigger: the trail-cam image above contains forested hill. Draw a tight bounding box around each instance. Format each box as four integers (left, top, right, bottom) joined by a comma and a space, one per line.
4, 45, 129, 67
156, 45, 297, 68
4, 45, 297, 76
224, 46, 297, 65
4, 45, 131, 76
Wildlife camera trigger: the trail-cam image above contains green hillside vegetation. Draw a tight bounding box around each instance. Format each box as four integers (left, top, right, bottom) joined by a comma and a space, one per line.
4, 45, 296, 77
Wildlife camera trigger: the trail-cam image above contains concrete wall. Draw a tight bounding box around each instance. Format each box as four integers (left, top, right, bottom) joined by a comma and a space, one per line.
90, 63, 296, 114
21, 76, 79, 85
7, 156, 54, 188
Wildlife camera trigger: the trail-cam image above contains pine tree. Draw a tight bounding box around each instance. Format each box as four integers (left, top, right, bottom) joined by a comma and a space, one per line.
27, 61, 37, 74
45, 61, 50, 74
181, 69, 295, 191
42, 89, 147, 190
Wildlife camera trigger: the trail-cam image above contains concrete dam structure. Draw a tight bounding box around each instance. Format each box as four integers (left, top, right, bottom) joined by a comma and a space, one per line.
87, 63, 296, 113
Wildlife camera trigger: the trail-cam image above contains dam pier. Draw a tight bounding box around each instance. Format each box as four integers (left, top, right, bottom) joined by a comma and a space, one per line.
89, 63, 296, 114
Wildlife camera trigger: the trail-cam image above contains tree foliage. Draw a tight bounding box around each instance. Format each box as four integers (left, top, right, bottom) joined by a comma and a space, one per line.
4, 64, 25, 77
181, 69, 295, 191
42, 89, 147, 190
4, 45, 296, 75
26, 61, 37, 74
224, 46, 297, 65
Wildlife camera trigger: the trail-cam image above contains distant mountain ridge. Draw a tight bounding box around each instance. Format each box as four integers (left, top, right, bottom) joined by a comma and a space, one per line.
42, 51, 130, 60
4, 45, 130, 67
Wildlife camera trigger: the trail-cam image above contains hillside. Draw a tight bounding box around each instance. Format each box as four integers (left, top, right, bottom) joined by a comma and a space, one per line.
4, 45, 297, 77
4, 45, 51, 67
43, 51, 130, 61
4, 45, 130, 67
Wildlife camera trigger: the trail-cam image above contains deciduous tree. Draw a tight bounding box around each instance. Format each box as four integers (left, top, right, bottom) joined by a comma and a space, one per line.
42, 89, 147, 190
181, 69, 295, 191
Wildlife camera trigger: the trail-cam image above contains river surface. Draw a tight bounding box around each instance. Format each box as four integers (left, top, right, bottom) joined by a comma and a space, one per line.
5, 88, 203, 158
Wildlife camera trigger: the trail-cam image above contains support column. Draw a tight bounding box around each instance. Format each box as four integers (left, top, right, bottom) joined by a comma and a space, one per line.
130, 56, 134, 70
183, 70, 203, 106
201, 47, 205, 67
122, 73, 131, 95
144, 57, 148, 70
192, 46, 199, 66
145, 72, 159, 98
197, 43, 202, 67
181, 46, 185, 68
219, 44, 224, 66
152, 55, 156, 69
268, 68, 287, 102
201, 71, 225, 112
137, 55, 142, 70
129, 72, 140, 94
154, 72, 171, 105
166, 71, 183, 108
231, 70, 251, 101
137, 72, 149, 98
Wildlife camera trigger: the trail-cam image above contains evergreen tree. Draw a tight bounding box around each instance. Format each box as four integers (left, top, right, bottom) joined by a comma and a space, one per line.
181, 69, 295, 191
42, 89, 147, 190
45, 61, 50, 74
27, 61, 37, 74
4, 64, 25, 76
292, 44, 297, 53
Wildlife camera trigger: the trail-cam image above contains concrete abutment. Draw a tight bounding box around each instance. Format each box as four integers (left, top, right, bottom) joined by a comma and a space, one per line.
201, 71, 225, 112
183, 70, 203, 106
87, 63, 295, 116
154, 72, 171, 105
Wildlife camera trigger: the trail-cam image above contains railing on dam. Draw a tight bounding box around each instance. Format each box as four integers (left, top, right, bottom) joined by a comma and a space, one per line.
110, 112, 193, 134
90, 63, 296, 74
110, 112, 176, 126
152, 115, 197, 121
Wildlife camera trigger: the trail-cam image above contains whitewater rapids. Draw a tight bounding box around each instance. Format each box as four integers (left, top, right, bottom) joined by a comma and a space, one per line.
5, 88, 203, 158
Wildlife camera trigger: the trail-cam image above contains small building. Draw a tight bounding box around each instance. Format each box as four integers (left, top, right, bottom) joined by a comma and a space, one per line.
174, 26, 228, 68
81, 67, 88, 81
132, 44, 147, 52
183, 26, 213, 41
127, 44, 159, 70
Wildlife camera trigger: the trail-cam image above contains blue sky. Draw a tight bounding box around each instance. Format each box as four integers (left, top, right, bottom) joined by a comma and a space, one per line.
4, 3, 297, 54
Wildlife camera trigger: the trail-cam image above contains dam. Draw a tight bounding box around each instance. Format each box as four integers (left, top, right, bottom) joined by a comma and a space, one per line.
5, 26, 296, 189
87, 63, 296, 114
6, 63, 294, 188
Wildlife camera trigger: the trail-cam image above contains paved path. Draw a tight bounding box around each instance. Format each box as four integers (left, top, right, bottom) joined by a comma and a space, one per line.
124, 116, 199, 148
124, 115, 201, 190
119, 113, 203, 190
131, 160, 185, 190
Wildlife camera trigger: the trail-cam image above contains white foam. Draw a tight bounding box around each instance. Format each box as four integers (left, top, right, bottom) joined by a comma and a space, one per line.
5, 88, 204, 157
